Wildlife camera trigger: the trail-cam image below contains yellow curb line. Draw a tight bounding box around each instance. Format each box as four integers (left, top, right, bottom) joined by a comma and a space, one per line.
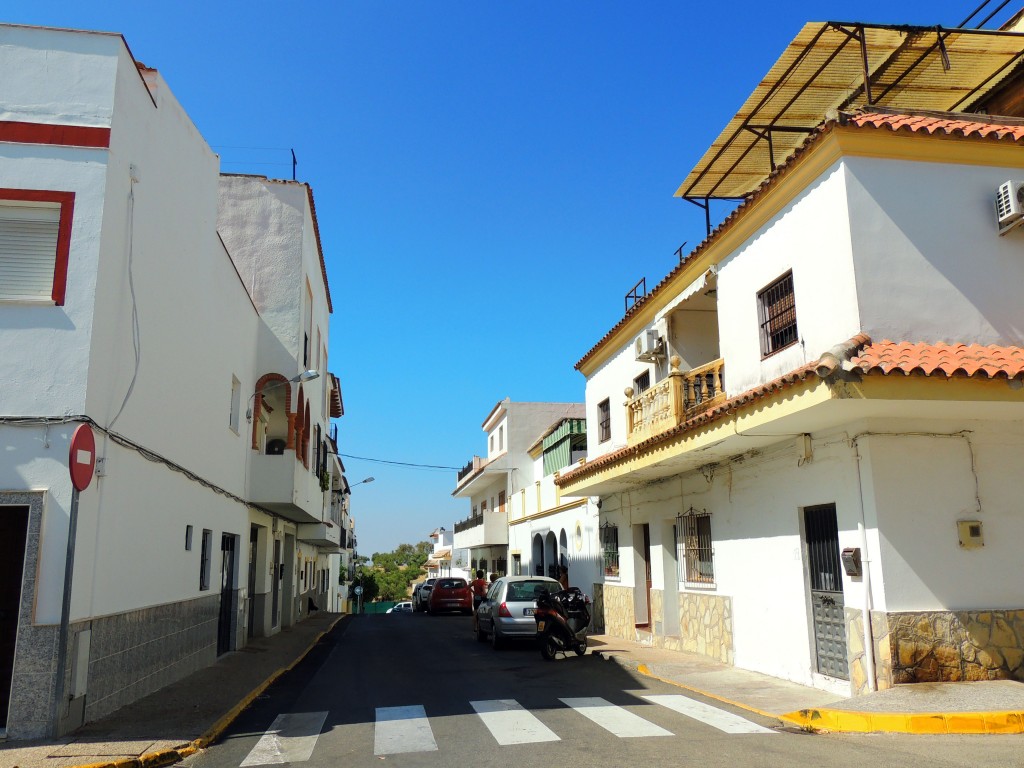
780, 707, 1024, 735
633, 659, 1024, 736
65, 615, 347, 768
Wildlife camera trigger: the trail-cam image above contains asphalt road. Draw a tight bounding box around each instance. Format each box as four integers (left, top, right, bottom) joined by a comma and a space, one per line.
184, 613, 1024, 768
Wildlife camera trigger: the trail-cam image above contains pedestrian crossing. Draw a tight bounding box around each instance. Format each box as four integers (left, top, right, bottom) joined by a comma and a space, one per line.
237, 694, 777, 764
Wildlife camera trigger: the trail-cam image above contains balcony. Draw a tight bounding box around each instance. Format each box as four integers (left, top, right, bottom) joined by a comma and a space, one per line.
454, 515, 483, 534
248, 450, 324, 523
297, 521, 342, 552
626, 356, 725, 447
453, 509, 508, 549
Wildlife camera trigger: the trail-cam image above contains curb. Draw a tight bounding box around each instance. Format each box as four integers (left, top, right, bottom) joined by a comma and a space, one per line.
780, 707, 1024, 735
65, 614, 347, 768
594, 648, 1024, 736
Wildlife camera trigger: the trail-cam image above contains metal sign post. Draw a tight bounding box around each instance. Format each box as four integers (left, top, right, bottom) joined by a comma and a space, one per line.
53, 424, 96, 736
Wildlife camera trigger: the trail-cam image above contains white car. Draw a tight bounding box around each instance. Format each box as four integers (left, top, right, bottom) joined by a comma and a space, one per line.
387, 601, 413, 614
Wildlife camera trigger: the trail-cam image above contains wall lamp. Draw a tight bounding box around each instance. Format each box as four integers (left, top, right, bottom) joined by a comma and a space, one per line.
246, 369, 320, 420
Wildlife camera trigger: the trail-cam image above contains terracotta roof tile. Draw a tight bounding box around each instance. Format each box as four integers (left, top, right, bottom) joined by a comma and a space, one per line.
851, 340, 1024, 379
561, 334, 1024, 486
847, 111, 1024, 142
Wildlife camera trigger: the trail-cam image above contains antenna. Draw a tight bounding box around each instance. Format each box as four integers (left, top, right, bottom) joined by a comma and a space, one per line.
291, 148, 297, 181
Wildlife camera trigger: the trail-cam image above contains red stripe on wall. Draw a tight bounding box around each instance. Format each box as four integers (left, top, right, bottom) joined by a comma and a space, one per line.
0, 121, 110, 148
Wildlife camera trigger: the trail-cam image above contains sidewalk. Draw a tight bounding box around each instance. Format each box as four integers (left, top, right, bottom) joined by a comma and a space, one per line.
1, 611, 345, 768
588, 634, 1024, 735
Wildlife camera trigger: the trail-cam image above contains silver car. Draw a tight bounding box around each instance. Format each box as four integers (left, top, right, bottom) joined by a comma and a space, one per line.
476, 575, 561, 649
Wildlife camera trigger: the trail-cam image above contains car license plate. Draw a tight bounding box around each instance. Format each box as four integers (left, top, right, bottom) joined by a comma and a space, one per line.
537, 620, 545, 631
523, 608, 534, 616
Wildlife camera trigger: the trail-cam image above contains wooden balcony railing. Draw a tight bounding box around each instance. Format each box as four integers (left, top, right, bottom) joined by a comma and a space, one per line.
625, 356, 725, 446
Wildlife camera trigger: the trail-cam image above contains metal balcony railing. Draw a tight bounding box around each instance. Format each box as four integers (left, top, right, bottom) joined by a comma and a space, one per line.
454, 515, 484, 534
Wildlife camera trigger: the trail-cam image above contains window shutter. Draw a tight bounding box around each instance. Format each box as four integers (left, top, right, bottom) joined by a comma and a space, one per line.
0, 204, 60, 300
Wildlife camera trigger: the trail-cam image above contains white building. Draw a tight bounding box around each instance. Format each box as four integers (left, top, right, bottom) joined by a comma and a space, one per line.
0, 24, 345, 739
425, 527, 455, 579
558, 21, 1024, 696
506, 409, 602, 606
452, 399, 583, 578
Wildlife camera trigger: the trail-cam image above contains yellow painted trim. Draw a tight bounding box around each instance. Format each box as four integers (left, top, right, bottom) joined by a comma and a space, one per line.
579, 126, 1024, 377
560, 378, 832, 495
781, 706, 1024, 735
509, 497, 588, 526
857, 375, 1024, 403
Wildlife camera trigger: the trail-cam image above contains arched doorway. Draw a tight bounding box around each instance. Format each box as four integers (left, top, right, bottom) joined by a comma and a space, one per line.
532, 533, 544, 577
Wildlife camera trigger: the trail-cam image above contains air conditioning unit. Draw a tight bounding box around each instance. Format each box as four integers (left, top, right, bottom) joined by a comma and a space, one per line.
634, 329, 663, 362
996, 180, 1024, 233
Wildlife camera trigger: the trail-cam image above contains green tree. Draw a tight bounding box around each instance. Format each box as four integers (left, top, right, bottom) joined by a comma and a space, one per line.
367, 541, 432, 600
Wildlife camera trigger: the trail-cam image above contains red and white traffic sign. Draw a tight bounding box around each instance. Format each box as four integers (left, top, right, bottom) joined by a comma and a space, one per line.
69, 424, 96, 492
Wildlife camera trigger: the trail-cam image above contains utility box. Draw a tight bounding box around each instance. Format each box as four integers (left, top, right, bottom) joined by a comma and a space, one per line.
840, 547, 862, 577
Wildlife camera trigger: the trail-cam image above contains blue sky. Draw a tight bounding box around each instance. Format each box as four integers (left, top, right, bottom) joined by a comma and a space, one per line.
8, 1, 1018, 557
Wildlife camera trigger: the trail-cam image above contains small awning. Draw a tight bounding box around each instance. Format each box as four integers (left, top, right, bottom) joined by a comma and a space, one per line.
676, 22, 1024, 201
432, 548, 452, 560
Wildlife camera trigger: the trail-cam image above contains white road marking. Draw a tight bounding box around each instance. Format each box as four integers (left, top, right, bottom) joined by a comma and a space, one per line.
643, 694, 778, 734
471, 699, 561, 745
239, 711, 328, 766
374, 705, 438, 755
559, 697, 673, 738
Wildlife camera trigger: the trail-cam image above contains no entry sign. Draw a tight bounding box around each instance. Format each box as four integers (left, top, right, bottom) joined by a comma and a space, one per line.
69, 424, 96, 492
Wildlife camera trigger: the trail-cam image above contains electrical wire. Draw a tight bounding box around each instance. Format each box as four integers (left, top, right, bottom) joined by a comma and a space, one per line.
109, 180, 142, 430
1, 415, 277, 517
336, 452, 461, 471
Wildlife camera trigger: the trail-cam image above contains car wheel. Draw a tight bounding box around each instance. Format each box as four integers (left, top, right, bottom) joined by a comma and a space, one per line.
540, 634, 558, 661
490, 628, 503, 650
476, 626, 487, 643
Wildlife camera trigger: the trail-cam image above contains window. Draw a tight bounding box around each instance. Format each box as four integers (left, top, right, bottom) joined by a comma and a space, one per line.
229, 376, 241, 433
601, 525, 619, 578
498, 425, 504, 451
757, 271, 798, 357
512, 554, 522, 576
489, 435, 494, 453
304, 281, 313, 367
633, 371, 650, 394
679, 508, 715, 585
497, 490, 506, 513
0, 190, 75, 305
199, 529, 213, 590
598, 399, 611, 443
185, 525, 193, 551
481, 499, 487, 512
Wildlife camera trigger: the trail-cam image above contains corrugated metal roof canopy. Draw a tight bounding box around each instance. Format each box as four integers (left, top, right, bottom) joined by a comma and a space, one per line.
676, 22, 1024, 200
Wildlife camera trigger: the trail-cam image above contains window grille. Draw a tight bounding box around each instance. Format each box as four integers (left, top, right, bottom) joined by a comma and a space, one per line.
757, 271, 798, 357
633, 371, 650, 394
677, 507, 714, 585
598, 399, 611, 443
600, 523, 619, 577
200, 529, 213, 590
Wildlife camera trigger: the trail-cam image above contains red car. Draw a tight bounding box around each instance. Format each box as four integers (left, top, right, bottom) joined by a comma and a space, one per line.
427, 577, 472, 614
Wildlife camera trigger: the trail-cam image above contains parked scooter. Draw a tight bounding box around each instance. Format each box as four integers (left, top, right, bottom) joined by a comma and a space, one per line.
534, 587, 591, 660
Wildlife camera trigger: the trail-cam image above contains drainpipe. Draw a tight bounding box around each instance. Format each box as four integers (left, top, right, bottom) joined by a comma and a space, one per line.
852, 435, 877, 692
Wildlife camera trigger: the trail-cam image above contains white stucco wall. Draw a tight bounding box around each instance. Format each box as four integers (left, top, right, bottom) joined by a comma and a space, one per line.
716, 161, 861, 395
861, 419, 1024, 612
846, 156, 1024, 346
1, 29, 336, 627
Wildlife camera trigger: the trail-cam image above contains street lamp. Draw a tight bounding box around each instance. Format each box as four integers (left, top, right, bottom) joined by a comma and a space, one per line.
349, 476, 374, 489
246, 369, 319, 421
